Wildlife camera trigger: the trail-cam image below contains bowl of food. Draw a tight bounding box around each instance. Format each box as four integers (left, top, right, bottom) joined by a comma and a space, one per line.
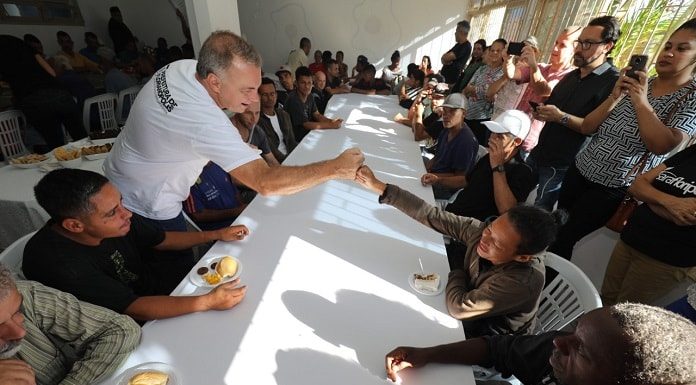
54, 146, 82, 168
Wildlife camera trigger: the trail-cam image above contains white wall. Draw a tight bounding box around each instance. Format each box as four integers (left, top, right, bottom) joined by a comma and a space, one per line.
0, 0, 187, 56
237, 0, 468, 75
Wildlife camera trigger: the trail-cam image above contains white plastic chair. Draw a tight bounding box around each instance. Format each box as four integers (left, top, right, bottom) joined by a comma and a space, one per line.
0, 110, 29, 160
0, 231, 35, 279
116, 85, 142, 125
82, 93, 118, 133
474, 252, 601, 384
536, 252, 602, 332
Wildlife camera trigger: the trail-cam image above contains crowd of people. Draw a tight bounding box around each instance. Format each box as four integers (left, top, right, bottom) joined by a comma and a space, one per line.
0, 6, 192, 152
0, 8, 693, 385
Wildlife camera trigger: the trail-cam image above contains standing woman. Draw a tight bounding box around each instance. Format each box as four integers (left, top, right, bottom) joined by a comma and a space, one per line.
549, 19, 696, 260
463, 38, 506, 145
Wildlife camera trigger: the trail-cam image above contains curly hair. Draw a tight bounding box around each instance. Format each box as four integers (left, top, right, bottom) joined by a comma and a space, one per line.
610, 303, 696, 385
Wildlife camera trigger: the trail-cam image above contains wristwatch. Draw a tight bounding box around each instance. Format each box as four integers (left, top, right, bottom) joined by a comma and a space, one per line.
492, 165, 505, 173
559, 113, 570, 126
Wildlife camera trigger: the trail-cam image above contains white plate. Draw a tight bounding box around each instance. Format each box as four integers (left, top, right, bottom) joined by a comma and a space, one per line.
89, 138, 116, 146
83, 152, 109, 160
188, 256, 242, 288
116, 362, 180, 385
408, 272, 444, 296
9, 156, 49, 168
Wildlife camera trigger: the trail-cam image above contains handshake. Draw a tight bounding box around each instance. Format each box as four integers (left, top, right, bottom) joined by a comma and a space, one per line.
331, 149, 385, 194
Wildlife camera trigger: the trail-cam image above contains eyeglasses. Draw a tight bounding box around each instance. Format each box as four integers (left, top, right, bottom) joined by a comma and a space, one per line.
573, 40, 605, 50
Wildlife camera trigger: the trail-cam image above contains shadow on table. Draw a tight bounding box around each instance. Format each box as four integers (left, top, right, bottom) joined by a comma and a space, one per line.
281, 289, 444, 379
274, 348, 388, 385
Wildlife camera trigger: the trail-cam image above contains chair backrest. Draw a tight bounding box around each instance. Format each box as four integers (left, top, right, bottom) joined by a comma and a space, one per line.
535, 252, 602, 333
83, 93, 118, 133
0, 110, 29, 160
116, 85, 142, 125
0, 231, 35, 279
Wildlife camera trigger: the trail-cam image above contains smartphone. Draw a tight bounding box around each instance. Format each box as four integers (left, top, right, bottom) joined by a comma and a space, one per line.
529, 101, 540, 111
507, 42, 525, 56
626, 55, 648, 80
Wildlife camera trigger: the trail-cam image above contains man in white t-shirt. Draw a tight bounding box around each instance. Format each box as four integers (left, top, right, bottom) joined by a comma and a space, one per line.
257, 77, 297, 162
287, 37, 310, 73
104, 31, 362, 231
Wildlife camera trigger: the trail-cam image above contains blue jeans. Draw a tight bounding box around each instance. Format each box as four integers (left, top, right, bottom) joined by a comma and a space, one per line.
525, 155, 568, 211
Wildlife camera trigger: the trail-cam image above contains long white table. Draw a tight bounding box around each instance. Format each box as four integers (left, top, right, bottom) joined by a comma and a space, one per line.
0, 140, 105, 249
100, 94, 474, 385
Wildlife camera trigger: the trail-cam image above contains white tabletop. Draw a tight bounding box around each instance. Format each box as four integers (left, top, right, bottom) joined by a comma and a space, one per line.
100, 94, 474, 385
0, 139, 106, 248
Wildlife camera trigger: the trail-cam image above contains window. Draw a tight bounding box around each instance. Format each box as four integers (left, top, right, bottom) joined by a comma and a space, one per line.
0, 0, 83, 25
467, 0, 696, 71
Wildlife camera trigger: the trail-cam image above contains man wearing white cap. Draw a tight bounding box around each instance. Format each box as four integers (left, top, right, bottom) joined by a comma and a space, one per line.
275, 64, 294, 107
445, 110, 537, 222
420, 93, 479, 199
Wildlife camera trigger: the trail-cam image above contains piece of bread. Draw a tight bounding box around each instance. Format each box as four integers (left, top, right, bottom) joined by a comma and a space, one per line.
414, 273, 440, 292
128, 371, 169, 385
215, 256, 238, 278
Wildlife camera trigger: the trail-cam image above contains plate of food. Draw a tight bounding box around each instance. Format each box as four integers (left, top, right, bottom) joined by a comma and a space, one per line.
81, 142, 113, 160
9, 153, 48, 168
54, 146, 82, 168
116, 362, 180, 385
189, 255, 242, 288
408, 272, 443, 296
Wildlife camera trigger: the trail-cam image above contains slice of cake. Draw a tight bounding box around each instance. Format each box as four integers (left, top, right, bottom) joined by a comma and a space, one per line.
414, 273, 440, 292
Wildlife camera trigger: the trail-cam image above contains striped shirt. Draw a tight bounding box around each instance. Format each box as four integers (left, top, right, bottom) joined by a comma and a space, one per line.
576, 78, 696, 187
14, 280, 141, 385
466, 64, 504, 120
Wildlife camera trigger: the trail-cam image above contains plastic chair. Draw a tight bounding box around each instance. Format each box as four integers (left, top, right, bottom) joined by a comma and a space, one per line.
474, 252, 601, 384
82, 93, 118, 133
0, 231, 35, 279
0, 110, 29, 160
116, 85, 142, 125
536, 252, 602, 332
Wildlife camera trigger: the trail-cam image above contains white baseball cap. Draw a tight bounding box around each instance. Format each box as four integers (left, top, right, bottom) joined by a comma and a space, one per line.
482, 110, 531, 140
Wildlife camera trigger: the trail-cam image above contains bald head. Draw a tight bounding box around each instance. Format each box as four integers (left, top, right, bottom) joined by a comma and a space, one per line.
313, 70, 326, 90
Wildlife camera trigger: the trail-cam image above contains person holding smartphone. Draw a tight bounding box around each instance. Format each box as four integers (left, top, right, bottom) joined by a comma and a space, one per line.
548, 18, 696, 261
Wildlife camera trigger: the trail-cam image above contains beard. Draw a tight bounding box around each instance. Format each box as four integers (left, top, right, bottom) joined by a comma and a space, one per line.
0, 340, 22, 359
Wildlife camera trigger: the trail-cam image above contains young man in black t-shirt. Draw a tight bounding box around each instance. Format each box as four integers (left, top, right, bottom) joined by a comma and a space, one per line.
23, 169, 250, 321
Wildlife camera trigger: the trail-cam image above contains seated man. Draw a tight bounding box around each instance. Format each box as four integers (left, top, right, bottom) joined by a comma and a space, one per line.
356, 165, 566, 336
324, 59, 350, 96
184, 162, 247, 231
275, 65, 294, 107
351, 64, 391, 95
257, 77, 298, 163
55, 30, 100, 73
420, 93, 478, 199
230, 100, 280, 167
0, 264, 140, 385
284, 66, 342, 141
311, 70, 329, 114
23, 169, 250, 321
385, 303, 696, 385
444, 110, 537, 221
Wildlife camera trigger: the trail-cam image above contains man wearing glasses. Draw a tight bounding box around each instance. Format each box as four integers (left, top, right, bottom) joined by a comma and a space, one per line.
525, 16, 621, 210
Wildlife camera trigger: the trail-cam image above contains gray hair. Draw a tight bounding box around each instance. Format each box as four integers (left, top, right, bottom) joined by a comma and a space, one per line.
195, 30, 262, 78
611, 303, 696, 385
0, 264, 16, 302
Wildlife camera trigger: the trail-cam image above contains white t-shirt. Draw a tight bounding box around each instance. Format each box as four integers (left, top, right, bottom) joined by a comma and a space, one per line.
104, 60, 260, 220
265, 113, 287, 155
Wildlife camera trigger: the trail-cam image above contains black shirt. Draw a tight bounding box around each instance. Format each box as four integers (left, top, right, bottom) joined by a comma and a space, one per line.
23, 214, 166, 313
108, 18, 135, 53
0, 35, 61, 100
311, 86, 329, 114
484, 331, 564, 385
621, 145, 696, 267
440, 41, 472, 84
530, 62, 619, 168
284, 89, 318, 141
446, 152, 537, 221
